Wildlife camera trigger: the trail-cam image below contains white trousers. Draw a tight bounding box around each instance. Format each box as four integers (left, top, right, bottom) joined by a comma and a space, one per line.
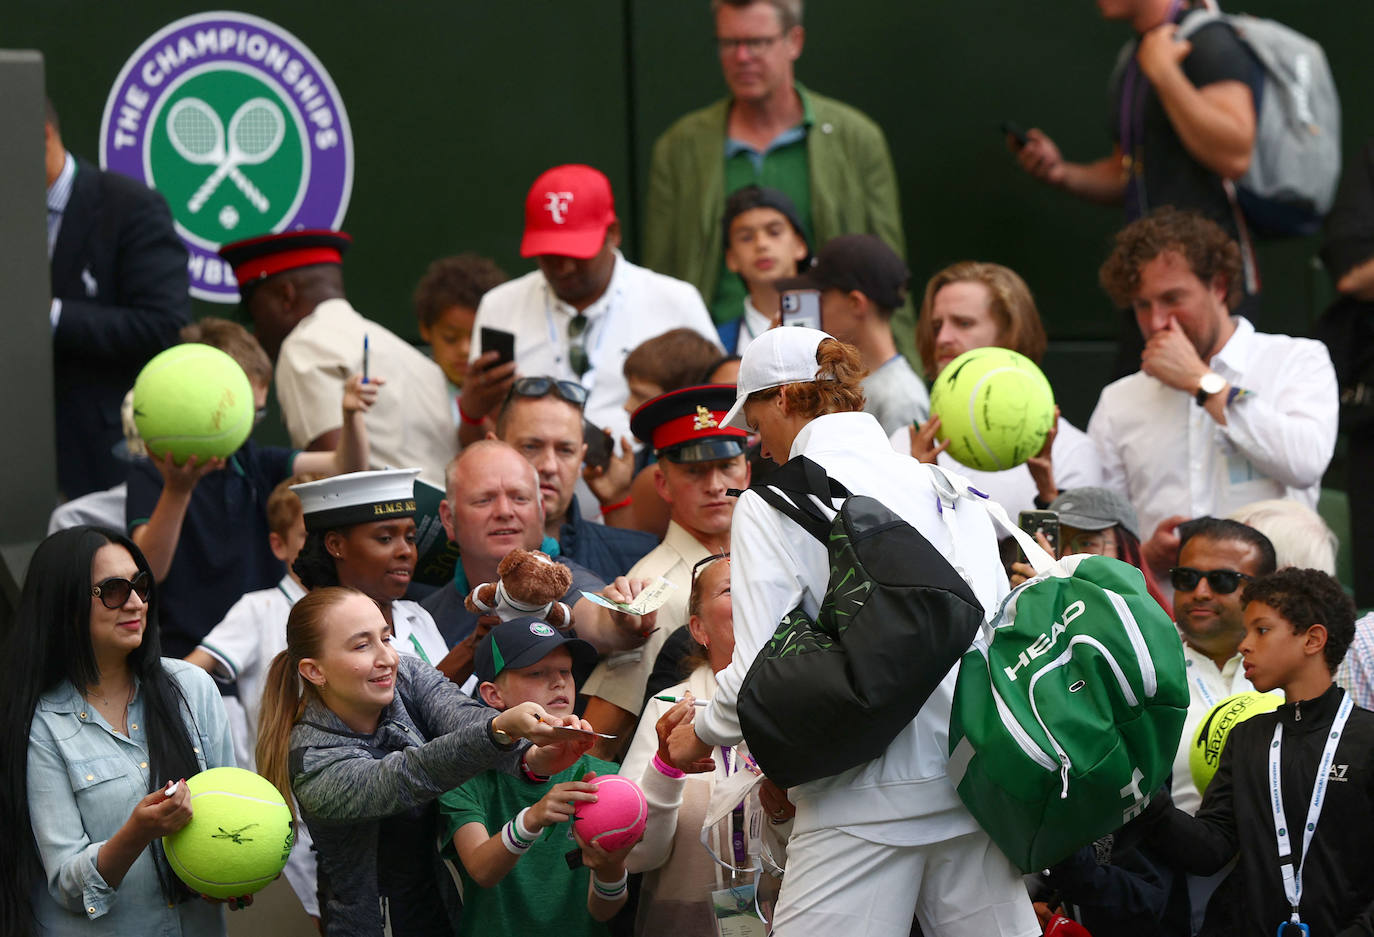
771, 827, 1040, 937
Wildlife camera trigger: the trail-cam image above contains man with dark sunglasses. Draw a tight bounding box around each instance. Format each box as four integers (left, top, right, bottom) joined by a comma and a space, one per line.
493, 377, 657, 582
1158, 516, 1277, 932
1169, 517, 1276, 803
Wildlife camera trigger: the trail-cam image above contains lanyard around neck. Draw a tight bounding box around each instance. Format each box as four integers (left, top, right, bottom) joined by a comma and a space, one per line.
1269, 691, 1353, 927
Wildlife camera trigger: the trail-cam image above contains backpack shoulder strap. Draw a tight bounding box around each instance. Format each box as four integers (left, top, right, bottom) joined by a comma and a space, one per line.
1177, 7, 1224, 40
746, 456, 850, 544
924, 463, 1058, 574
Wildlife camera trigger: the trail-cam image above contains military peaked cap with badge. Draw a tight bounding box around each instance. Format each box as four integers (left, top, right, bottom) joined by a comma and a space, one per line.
630, 384, 748, 464
219, 228, 352, 287
291, 467, 420, 533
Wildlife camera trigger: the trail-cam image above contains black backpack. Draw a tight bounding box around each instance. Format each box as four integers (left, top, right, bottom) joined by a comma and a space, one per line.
735, 456, 986, 789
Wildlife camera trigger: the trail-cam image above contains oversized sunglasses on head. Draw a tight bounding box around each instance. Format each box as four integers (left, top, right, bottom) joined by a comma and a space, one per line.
91, 570, 153, 609
691, 552, 730, 586
1169, 567, 1252, 594
509, 376, 589, 408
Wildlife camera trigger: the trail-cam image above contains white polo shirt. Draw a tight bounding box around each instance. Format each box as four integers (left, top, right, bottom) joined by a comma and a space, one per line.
1171, 638, 1267, 816
469, 251, 720, 443
1088, 317, 1337, 540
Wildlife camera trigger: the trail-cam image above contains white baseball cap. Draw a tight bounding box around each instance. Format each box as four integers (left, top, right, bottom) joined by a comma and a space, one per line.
721, 326, 833, 430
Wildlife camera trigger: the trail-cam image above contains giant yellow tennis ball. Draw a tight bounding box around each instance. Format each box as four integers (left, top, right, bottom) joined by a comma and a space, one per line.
1189, 691, 1283, 795
162, 767, 294, 898
133, 344, 254, 465
929, 347, 1056, 472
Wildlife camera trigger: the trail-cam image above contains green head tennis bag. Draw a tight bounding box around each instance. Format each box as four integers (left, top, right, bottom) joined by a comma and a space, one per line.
947, 521, 1188, 872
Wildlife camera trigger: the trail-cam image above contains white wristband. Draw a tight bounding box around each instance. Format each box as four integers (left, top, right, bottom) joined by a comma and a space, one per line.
501, 808, 537, 854
514, 807, 538, 844
591, 869, 629, 899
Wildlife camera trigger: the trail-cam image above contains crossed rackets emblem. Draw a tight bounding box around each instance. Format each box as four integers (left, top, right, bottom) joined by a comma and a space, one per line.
166, 97, 286, 214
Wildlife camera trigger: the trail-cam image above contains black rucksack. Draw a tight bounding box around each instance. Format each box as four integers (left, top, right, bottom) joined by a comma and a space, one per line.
735, 456, 986, 789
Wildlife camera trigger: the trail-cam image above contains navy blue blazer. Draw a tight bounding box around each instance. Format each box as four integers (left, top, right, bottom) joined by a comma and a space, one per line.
51, 157, 191, 497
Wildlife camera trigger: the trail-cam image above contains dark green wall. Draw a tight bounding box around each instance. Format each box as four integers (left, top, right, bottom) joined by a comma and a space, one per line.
13, 1, 1374, 426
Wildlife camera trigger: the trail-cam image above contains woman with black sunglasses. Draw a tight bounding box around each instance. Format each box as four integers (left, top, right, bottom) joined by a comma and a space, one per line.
0, 526, 237, 937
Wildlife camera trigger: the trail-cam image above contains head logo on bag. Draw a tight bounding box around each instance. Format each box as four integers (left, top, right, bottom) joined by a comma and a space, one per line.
1002, 600, 1085, 681
943, 486, 1189, 873
100, 12, 353, 302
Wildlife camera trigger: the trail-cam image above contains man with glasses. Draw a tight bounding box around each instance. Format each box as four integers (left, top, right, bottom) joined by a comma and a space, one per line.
581, 385, 750, 757
493, 376, 658, 581
460, 164, 719, 450
1168, 516, 1277, 816
643, 0, 912, 362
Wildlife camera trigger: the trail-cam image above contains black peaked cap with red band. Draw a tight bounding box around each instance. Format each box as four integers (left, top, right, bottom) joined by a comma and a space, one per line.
630, 384, 748, 464
219, 229, 352, 286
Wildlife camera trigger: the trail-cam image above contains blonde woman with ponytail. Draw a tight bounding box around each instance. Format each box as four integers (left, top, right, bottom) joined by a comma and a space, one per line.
256, 587, 596, 937
663, 328, 1041, 937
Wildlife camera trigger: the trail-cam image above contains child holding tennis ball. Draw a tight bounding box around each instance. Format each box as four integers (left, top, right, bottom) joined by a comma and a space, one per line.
128, 318, 376, 659
1135, 568, 1374, 936
440, 619, 640, 936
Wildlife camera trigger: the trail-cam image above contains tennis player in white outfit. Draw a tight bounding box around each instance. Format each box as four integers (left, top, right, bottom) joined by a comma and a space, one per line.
667, 327, 1038, 937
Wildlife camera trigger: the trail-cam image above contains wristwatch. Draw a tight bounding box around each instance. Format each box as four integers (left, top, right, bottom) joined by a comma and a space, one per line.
1194, 371, 1226, 406
488, 718, 516, 750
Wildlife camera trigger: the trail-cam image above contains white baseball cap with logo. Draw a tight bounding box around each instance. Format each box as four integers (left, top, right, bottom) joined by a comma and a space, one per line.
721, 326, 835, 430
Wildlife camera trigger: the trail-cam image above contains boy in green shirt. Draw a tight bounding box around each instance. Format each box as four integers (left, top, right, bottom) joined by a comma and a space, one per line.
440, 617, 636, 936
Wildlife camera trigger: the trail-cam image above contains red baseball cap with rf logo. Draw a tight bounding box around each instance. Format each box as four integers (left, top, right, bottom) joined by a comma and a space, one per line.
520, 164, 618, 259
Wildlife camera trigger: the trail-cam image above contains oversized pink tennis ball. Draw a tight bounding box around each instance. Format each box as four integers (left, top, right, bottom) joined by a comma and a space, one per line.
573, 774, 647, 851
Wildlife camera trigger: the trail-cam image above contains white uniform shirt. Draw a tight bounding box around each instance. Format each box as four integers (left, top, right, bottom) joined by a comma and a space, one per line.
1088, 318, 1338, 539
698, 411, 1008, 845
469, 252, 720, 443
197, 576, 305, 743
581, 521, 714, 715
1171, 638, 1265, 816
276, 298, 457, 486
390, 599, 450, 668
889, 416, 1104, 520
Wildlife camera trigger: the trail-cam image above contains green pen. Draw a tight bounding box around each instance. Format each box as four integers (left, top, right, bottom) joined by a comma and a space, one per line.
654, 695, 709, 706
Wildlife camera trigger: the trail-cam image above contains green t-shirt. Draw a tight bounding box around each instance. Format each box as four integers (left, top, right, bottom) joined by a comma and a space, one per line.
439, 753, 621, 937
711, 87, 816, 325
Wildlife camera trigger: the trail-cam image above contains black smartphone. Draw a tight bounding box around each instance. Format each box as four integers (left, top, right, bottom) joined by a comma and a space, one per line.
779, 288, 822, 330
1018, 509, 1060, 559
479, 327, 516, 368
583, 419, 614, 471
1001, 120, 1029, 149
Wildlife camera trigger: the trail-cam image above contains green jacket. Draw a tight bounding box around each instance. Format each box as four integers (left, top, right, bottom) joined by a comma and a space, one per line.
642, 85, 917, 366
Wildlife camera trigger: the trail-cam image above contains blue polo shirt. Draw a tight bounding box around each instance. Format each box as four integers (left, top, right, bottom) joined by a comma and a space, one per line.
127, 440, 295, 658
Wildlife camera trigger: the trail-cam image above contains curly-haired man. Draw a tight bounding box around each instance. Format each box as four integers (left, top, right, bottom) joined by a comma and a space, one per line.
1088, 208, 1338, 581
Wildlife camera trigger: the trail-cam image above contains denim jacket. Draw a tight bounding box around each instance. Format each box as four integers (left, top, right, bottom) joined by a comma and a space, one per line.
26, 659, 234, 936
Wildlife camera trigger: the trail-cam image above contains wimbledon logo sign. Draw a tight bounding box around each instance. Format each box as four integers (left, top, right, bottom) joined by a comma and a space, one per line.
100, 12, 353, 302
